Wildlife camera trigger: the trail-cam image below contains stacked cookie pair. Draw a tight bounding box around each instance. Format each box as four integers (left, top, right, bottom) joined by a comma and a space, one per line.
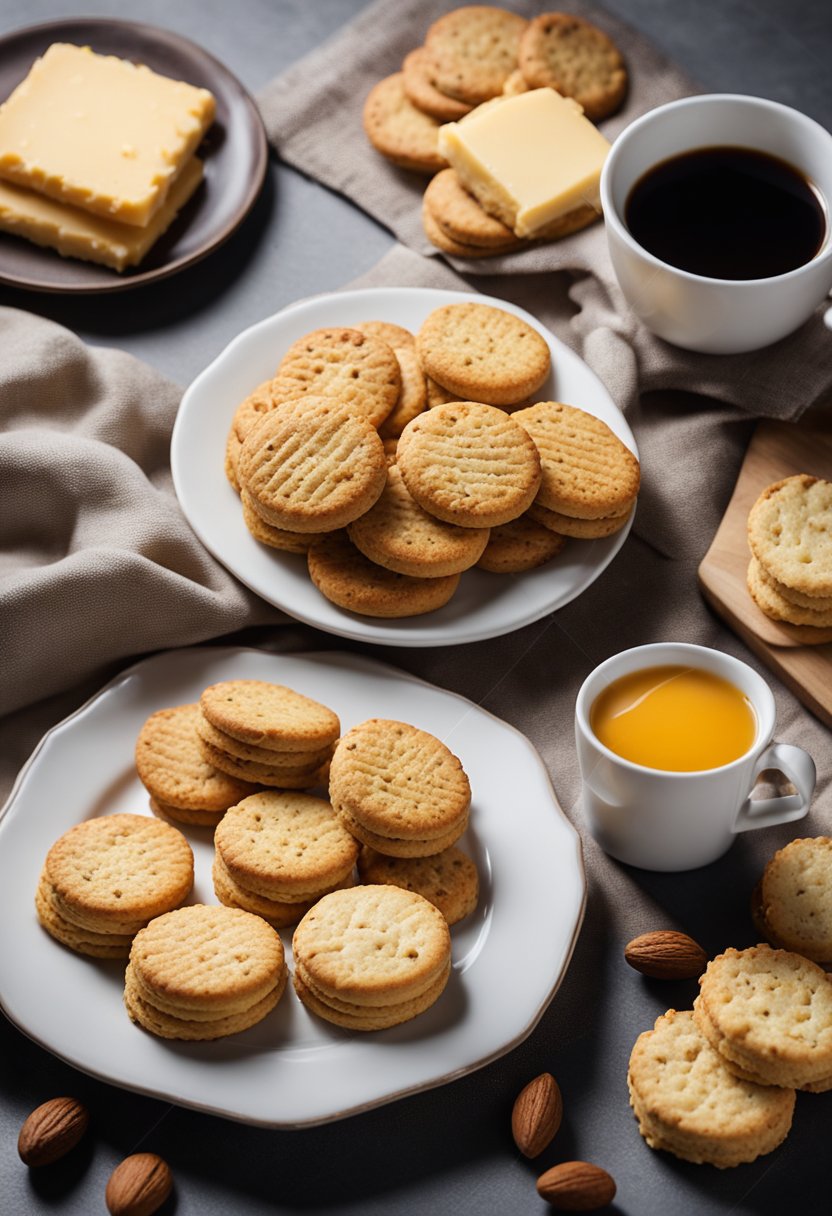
212, 791, 358, 928
746, 473, 832, 641
628, 942, 832, 1167
36, 814, 194, 958
362, 7, 626, 258
195, 680, 340, 789
124, 903, 288, 1041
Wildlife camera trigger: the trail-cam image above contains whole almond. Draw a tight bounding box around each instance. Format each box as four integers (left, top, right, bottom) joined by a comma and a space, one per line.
17, 1096, 89, 1167
105, 1152, 173, 1216
536, 1161, 616, 1210
623, 930, 707, 980
511, 1072, 562, 1157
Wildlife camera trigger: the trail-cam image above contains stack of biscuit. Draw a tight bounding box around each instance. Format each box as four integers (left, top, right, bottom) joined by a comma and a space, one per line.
135, 703, 258, 827
212, 791, 358, 928
357, 844, 479, 926
746, 473, 832, 642
36, 813, 194, 959
224, 301, 640, 617
329, 718, 471, 858
124, 903, 288, 1041
196, 679, 339, 789
292, 884, 452, 1030
361, 7, 627, 258
752, 837, 832, 963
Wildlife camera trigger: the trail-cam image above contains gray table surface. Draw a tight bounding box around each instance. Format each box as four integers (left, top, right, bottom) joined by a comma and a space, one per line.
1, 2, 831, 1214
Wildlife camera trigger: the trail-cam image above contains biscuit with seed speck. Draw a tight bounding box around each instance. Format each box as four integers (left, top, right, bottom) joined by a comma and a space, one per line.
363, 73, 447, 174
476, 513, 565, 572
238, 397, 387, 533
424, 6, 528, 106
417, 302, 550, 406
747, 475, 832, 598
308, 531, 460, 618
627, 1009, 794, 1167
271, 328, 401, 428
402, 48, 473, 122
518, 13, 627, 121
358, 845, 478, 925
397, 401, 542, 528
200, 680, 340, 749
348, 464, 489, 577
756, 838, 832, 963
514, 401, 640, 519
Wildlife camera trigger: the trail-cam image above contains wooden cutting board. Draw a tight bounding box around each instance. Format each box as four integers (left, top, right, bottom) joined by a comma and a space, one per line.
697, 417, 832, 729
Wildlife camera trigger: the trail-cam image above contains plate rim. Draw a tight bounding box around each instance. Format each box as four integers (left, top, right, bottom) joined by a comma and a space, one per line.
0, 644, 587, 1127
0, 16, 268, 294
172, 285, 638, 648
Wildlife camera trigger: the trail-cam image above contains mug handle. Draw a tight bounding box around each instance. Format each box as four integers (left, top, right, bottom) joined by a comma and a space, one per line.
733, 741, 816, 834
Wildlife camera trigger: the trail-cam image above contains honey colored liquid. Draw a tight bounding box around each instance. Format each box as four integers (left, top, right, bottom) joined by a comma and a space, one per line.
590, 665, 757, 772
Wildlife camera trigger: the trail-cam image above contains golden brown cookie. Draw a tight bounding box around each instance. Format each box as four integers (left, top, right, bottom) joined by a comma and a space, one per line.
353, 320, 416, 349
528, 500, 633, 538
747, 556, 832, 627
125, 904, 287, 1040
240, 490, 325, 553
513, 401, 640, 519
518, 13, 627, 121
628, 1009, 794, 1168
755, 838, 832, 963
401, 47, 473, 122
195, 714, 332, 769
347, 464, 490, 577
357, 845, 479, 925
35, 869, 135, 958
424, 168, 522, 249
694, 945, 832, 1091
148, 796, 227, 829
424, 6, 528, 105
135, 703, 257, 815
363, 73, 447, 174
378, 342, 427, 439
422, 198, 524, 258
329, 719, 471, 857
747, 475, 832, 599
238, 397, 387, 533
230, 379, 281, 444
292, 884, 452, 1029
270, 328, 401, 428
212, 853, 354, 929
200, 680, 340, 750
39, 814, 194, 944
308, 531, 460, 618
417, 302, 550, 406
476, 513, 566, 572
196, 735, 331, 789
397, 401, 542, 528
214, 791, 358, 901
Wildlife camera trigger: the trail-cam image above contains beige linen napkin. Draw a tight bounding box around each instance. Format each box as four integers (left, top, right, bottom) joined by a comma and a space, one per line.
258, 0, 832, 423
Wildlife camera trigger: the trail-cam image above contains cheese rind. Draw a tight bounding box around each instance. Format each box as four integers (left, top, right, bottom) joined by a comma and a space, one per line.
0, 43, 215, 227
0, 156, 204, 271
437, 87, 610, 237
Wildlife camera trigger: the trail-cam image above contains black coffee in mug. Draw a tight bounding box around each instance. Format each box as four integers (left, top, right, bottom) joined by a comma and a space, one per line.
624, 145, 827, 280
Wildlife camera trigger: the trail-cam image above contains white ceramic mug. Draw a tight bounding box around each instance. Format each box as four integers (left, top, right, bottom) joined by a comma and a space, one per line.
574, 642, 816, 871
600, 94, 832, 354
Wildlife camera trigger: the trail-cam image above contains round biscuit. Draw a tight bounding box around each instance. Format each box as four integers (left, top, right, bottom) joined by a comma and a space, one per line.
518, 14, 627, 121
378, 343, 427, 439
35, 871, 135, 958
334, 799, 469, 858
513, 400, 640, 518
362, 73, 447, 174
528, 499, 633, 538
212, 854, 355, 929
329, 718, 471, 844
293, 956, 451, 1030
476, 513, 566, 573
197, 737, 331, 790
424, 6, 527, 105
401, 47, 473, 122
292, 884, 451, 1007
241, 490, 325, 553
135, 703, 257, 812
125, 961, 286, 1041
416, 303, 550, 406
44, 813, 193, 933
424, 168, 520, 249
270, 327, 401, 427
758, 838, 832, 963
347, 464, 490, 577
148, 796, 225, 829
353, 320, 416, 350
214, 791, 358, 900
747, 475, 832, 598
238, 397, 387, 534
747, 555, 832, 628
397, 401, 542, 528
196, 713, 332, 767
307, 531, 460, 618
200, 680, 340, 749
357, 845, 479, 925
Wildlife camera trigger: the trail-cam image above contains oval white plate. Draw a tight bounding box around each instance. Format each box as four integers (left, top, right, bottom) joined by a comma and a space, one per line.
0, 647, 585, 1128
171, 287, 637, 647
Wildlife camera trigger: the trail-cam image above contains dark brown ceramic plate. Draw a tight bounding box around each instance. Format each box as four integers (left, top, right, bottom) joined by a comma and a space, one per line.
0, 18, 268, 293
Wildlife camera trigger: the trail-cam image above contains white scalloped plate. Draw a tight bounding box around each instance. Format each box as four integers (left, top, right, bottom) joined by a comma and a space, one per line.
0, 647, 585, 1127
171, 287, 637, 647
